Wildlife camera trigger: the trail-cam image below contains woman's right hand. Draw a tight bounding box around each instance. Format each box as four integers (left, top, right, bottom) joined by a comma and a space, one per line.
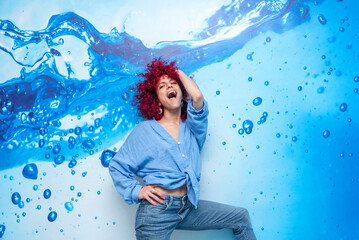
138, 184, 166, 206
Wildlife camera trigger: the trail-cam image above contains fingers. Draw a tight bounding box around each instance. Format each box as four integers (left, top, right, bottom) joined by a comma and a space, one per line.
143, 185, 165, 206
149, 185, 166, 200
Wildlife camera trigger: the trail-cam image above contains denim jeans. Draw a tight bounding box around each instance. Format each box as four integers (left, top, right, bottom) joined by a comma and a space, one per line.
135, 194, 256, 240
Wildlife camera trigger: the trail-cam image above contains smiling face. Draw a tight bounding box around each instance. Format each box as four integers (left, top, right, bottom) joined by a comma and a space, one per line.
156, 75, 183, 113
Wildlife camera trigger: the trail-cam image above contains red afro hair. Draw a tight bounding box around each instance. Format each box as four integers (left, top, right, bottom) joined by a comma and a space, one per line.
134, 58, 188, 121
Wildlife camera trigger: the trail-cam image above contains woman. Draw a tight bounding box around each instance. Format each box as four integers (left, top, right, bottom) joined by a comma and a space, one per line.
109, 58, 256, 240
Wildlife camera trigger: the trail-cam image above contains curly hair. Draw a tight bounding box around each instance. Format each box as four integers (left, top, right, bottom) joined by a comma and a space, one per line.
134, 58, 188, 121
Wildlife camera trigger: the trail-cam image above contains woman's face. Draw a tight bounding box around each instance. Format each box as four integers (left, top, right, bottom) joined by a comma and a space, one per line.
156, 75, 183, 112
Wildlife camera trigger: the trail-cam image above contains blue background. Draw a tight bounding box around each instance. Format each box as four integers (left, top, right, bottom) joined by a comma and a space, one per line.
0, 0, 358, 239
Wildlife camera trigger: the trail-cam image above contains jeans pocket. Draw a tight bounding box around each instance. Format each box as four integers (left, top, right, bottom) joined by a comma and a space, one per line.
143, 201, 169, 216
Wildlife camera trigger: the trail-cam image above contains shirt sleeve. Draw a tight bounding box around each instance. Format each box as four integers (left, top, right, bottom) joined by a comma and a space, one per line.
186, 98, 209, 151
108, 129, 143, 205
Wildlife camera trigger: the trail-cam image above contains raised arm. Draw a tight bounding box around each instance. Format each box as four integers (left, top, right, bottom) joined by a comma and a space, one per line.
176, 70, 203, 110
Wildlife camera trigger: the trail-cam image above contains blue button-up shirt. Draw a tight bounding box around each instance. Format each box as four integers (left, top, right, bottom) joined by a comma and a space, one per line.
109, 99, 209, 208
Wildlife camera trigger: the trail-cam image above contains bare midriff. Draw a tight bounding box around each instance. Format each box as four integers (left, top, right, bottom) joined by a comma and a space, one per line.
155, 183, 187, 196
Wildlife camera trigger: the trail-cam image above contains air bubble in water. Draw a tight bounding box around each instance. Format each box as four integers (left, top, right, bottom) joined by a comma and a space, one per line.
74, 127, 82, 135
100, 149, 116, 167
252, 97, 262, 106
82, 139, 95, 149
242, 120, 254, 129
323, 130, 330, 138
0, 224, 5, 238
339, 103, 347, 112
48, 211, 57, 222
11, 192, 21, 205
65, 202, 73, 212
54, 155, 65, 165
43, 189, 51, 199
53, 144, 61, 154
318, 14, 327, 25
22, 163, 38, 180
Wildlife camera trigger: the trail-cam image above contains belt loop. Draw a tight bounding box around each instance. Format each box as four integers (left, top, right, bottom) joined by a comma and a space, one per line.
169, 195, 173, 206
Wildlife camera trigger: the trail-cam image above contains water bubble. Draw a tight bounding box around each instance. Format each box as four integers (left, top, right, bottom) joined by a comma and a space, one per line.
33, 185, 38, 191
263, 112, 268, 117
39, 139, 45, 148
68, 136, 76, 146
39, 128, 47, 136
339, 27, 345, 32
22, 163, 38, 180
97, 191, 101, 195
77, 192, 82, 197
292, 136, 298, 142
122, 92, 129, 101
53, 144, 61, 154
216, 90, 220, 95
45, 153, 51, 159
82, 172, 87, 177
245, 127, 252, 134
48, 211, 57, 222
89, 126, 94, 132
321, 55, 326, 59
323, 130, 330, 138
0, 225, 5, 238
339, 103, 347, 112
54, 155, 65, 165
276, 133, 281, 138
36, 205, 41, 210
65, 202, 74, 212
232, 124, 236, 128
43, 189, 51, 199
89, 150, 94, 155
68, 159, 77, 168
354, 88, 359, 93
82, 139, 95, 149
318, 14, 327, 25
354, 76, 359, 82
26, 198, 30, 203
260, 116, 267, 123
238, 128, 244, 135
264, 81, 269, 86
246, 52, 254, 61
252, 97, 262, 106
248, 77, 253, 82
95, 118, 101, 128
11, 192, 21, 205
222, 141, 226, 146
100, 150, 116, 168
18, 201, 24, 209
298, 86, 302, 91
74, 127, 82, 135
317, 87, 325, 94
242, 120, 254, 129
266, 37, 271, 43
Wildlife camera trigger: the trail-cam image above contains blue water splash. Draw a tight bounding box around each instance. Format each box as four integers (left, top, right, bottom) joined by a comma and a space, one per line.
0, 0, 316, 171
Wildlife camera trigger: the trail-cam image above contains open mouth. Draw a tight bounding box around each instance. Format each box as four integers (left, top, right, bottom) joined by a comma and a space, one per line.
167, 90, 177, 99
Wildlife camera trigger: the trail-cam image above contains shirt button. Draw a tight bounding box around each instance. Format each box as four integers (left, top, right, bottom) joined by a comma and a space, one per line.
182, 154, 185, 158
